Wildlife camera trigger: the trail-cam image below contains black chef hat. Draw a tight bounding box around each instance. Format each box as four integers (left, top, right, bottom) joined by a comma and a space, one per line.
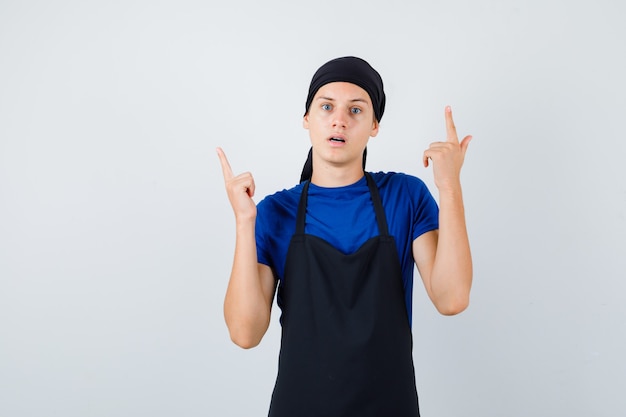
300, 57, 384, 183
304, 56, 386, 122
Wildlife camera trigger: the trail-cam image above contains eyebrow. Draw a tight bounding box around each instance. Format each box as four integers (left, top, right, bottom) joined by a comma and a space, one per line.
316, 96, 369, 104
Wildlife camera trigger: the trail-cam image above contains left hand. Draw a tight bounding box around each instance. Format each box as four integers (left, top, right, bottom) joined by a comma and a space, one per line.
423, 106, 472, 191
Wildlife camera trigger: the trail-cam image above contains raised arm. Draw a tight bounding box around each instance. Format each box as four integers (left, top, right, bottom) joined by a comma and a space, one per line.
413, 107, 473, 315
217, 147, 276, 348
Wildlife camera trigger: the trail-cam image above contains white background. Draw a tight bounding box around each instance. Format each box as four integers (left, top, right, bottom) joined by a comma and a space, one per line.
1, 1, 625, 416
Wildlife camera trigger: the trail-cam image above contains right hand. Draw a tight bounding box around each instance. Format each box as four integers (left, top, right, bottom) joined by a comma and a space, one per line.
217, 147, 257, 222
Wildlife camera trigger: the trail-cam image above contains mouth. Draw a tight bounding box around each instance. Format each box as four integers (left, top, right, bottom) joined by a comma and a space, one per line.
329, 137, 346, 143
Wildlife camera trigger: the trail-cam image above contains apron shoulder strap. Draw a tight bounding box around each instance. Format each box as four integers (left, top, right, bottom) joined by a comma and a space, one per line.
295, 180, 310, 235
364, 172, 390, 237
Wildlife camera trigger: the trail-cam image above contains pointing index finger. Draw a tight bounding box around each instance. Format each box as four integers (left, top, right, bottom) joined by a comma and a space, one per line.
216, 147, 234, 181
445, 105, 459, 143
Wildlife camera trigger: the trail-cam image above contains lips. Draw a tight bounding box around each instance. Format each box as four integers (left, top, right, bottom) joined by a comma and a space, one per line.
328, 133, 347, 143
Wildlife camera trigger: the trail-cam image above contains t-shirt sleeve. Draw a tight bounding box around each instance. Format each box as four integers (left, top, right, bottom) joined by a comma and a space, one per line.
255, 199, 273, 268
407, 176, 439, 241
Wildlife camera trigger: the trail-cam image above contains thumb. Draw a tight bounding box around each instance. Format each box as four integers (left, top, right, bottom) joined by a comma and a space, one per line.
460, 135, 473, 154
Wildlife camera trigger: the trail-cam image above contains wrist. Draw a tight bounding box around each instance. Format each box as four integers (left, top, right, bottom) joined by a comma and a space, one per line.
436, 180, 462, 196
235, 216, 256, 231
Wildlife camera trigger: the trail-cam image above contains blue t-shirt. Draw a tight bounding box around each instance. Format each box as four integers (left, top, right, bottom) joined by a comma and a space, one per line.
255, 171, 439, 325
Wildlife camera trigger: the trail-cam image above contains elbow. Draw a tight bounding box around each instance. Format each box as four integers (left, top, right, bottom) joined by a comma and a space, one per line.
231, 336, 261, 350
229, 328, 263, 349
225, 315, 268, 349
435, 295, 470, 316
224, 305, 270, 349
430, 272, 472, 316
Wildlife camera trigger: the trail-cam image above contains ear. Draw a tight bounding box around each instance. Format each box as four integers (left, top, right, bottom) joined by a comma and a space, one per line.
303, 113, 310, 130
370, 119, 379, 138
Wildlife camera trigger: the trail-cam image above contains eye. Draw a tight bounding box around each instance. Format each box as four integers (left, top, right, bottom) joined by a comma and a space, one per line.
351, 107, 362, 114
322, 103, 332, 111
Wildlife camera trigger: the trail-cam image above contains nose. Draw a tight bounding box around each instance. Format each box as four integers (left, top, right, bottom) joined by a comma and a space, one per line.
332, 112, 348, 129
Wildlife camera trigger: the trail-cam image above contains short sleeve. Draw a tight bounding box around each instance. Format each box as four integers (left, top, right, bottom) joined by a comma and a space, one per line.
255, 199, 273, 269
408, 176, 439, 241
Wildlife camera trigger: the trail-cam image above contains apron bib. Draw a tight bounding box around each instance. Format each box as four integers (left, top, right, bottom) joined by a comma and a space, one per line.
268, 173, 420, 417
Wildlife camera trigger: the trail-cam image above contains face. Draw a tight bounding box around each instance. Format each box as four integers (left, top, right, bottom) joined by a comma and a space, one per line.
303, 82, 379, 172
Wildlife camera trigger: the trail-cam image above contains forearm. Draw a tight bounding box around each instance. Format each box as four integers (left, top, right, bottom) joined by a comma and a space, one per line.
223, 219, 272, 348
430, 184, 473, 315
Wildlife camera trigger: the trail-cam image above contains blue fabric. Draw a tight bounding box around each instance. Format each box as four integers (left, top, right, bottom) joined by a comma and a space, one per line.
255, 171, 439, 325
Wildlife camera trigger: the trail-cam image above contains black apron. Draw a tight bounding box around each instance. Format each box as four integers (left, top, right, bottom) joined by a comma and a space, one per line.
268, 173, 420, 417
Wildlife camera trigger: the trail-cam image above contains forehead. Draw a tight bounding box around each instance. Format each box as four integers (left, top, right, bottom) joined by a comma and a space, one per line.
314, 82, 372, 103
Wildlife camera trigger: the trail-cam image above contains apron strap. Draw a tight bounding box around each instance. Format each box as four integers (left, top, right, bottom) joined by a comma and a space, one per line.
295, 180, 310, 235
364, 172, 390, 237
295, 172, 390, 237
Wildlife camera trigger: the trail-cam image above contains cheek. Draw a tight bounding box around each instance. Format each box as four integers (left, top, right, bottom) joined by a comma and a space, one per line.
308, 113, 326, 129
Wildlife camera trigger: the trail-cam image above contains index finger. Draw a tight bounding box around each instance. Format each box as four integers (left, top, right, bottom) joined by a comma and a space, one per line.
445, 106, 459, 143
216, 147, 234, 181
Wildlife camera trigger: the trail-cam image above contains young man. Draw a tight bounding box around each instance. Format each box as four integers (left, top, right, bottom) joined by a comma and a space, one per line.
217, 56, 472, 417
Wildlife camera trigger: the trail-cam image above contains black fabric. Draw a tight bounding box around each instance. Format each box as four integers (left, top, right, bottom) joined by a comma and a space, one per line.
268, 173, 420, 417
304, 56, 386, 122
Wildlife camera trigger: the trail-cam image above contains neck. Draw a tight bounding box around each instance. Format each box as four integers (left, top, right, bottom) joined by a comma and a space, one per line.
310, 161, 365, 187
